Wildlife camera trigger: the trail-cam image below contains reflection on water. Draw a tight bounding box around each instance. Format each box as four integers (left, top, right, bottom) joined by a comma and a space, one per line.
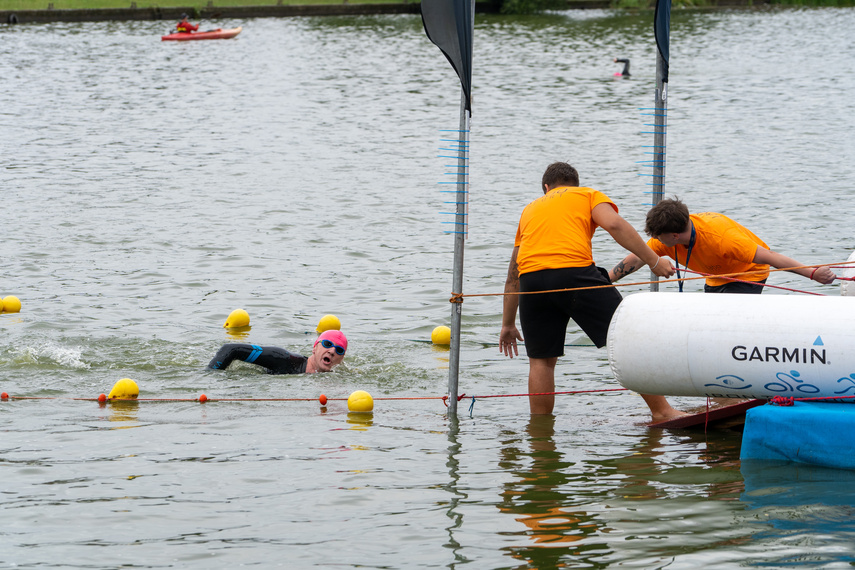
2, 7, 855, 568
740, 461, 855, 566
346, 411, 374, 429
224, 327, 252, 341
444, 417, 466, 565
498, 415, 602, 567
105, 400, 140, 426
495, 417, 759, 566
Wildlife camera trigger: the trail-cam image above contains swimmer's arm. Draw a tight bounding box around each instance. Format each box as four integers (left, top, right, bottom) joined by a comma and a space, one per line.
593, 203, 674, 278
753, 247, 837, 284
609, 253, 644, 282
500, 246, 523, 358
208, 343, 247, 369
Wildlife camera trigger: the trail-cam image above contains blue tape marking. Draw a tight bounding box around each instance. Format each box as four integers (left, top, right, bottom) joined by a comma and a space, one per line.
246, 345, 263, 364
468, 396, 476, 418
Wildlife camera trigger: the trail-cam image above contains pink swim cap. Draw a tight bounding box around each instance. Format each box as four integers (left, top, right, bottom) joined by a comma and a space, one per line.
314, 329, 348, 352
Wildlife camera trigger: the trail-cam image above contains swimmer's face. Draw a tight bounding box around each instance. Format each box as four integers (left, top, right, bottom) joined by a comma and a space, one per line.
310, 340, 345, 372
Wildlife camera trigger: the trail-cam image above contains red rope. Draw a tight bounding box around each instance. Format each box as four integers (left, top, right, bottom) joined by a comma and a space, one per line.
705, 396, 710, 432
770, 396, 795, 406
769, 394, 855, 407
1, 388, 629, 406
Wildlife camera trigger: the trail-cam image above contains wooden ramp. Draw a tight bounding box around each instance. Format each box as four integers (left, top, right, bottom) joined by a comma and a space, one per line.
649, 398, 767, 430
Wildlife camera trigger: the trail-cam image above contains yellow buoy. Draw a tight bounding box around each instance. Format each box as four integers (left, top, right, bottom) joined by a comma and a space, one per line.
108, 378, 139, 400
431, 325, 451, 346
2, 296, 21, 314
0, 297, 4, 313
223, 308, 250, 328
347, 390, 374, 412
316, 314, 341, 333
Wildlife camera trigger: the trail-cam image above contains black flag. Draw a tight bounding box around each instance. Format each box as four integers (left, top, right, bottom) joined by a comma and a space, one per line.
654, 0, 671, 83
421, 0, 474, 113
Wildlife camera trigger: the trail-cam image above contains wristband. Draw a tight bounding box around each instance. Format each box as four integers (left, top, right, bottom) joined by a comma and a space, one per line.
810, 267, 819, 281
650, 258, 660, 270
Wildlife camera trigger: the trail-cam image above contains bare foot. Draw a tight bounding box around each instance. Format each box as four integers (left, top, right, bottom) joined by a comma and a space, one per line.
640, 394, 690, 423
650, 407, 690, 423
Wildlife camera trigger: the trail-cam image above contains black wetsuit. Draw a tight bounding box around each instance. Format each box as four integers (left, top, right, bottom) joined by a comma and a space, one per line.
208, 344, 308, 374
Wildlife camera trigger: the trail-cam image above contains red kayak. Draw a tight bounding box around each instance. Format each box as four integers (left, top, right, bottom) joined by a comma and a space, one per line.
162, 26, 242, 41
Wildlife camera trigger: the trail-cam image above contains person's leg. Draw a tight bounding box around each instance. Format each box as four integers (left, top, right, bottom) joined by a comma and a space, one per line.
570, 267, 688, 422
640, 393, 687, 422
528, 357, 558, 414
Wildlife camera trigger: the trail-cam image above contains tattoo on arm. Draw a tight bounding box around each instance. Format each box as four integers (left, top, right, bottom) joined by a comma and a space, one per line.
505, 257, 520, 291
611, 259, 640, 281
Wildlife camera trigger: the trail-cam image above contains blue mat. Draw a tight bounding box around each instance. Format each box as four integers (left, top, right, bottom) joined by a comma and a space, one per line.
741, 401, 855, 469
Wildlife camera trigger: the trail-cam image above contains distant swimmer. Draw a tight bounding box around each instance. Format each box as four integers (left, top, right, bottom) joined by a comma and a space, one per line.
208, 330, 347, 374
613, 58, 631, 77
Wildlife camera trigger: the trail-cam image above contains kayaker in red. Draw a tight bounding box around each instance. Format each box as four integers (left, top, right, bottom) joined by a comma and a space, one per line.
175, 14, 199, 33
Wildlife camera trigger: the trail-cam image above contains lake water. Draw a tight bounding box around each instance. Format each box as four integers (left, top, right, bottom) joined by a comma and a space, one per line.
2, 7, 855, 568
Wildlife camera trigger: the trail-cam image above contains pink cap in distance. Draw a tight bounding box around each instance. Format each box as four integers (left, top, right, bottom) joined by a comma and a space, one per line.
314, 329, 348, 352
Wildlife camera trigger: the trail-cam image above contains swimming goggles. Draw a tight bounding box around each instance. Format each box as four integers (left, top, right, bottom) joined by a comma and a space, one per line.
320, 339, 346, 355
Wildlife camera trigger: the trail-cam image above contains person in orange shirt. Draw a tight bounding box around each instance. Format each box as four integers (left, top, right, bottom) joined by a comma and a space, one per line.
499, 162, 683, 420
176, 14, 199, 33
608, 198, 836, 293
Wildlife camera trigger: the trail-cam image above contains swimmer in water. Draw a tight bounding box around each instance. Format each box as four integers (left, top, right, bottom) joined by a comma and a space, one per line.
614, 58, 630, 77
208, 330, 347, 374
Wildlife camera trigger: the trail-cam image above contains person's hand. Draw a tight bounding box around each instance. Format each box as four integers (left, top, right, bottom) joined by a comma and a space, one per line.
811, 266, 836, 285
499, 325, 523, 358
650, 256, 675, 278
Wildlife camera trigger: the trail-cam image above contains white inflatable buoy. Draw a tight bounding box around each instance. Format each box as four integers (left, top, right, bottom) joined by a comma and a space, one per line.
841, 251, 855, 297
608, 292, 855, 399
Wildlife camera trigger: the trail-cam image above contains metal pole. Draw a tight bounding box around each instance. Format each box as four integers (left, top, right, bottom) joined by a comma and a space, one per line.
649, 48, 668, 292
447, 91, 469, 417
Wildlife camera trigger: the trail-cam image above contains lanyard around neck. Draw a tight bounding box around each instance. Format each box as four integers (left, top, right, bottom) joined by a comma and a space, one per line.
673, 222, 696, 293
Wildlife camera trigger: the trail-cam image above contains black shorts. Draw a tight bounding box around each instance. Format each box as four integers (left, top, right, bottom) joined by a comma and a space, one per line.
519, 265, 622, 358
704, 279, 766, 294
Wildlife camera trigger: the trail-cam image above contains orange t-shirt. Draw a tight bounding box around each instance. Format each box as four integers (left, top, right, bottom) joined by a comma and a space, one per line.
648, 212, 770, 287
514, 187, 616, 275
